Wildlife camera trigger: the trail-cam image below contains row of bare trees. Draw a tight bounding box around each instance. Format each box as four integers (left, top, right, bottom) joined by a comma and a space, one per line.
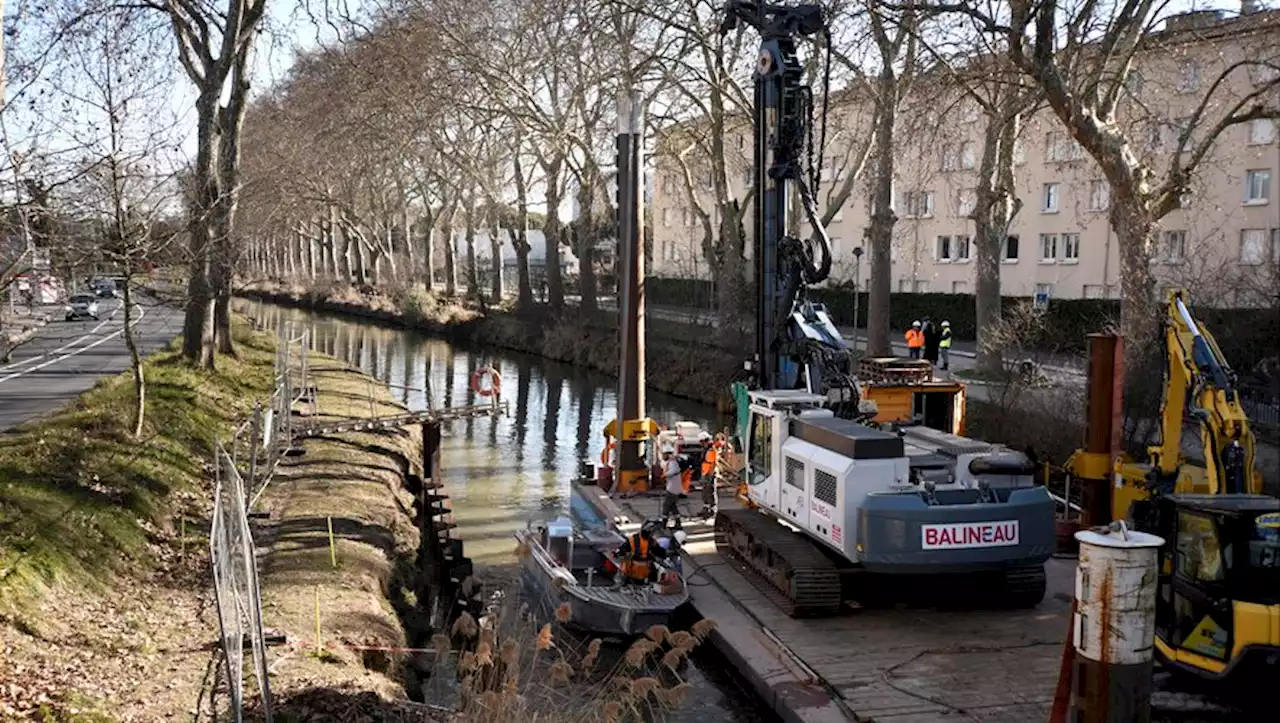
5, 0, 1279, 393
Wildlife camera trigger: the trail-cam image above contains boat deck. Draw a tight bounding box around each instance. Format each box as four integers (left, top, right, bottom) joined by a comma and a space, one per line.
581, 483, 1073, 722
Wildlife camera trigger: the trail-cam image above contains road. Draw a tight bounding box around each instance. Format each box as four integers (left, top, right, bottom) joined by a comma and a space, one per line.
0, 295, 183, 431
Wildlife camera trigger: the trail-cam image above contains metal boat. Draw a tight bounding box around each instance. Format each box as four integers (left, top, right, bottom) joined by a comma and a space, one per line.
515, 517, 689, 638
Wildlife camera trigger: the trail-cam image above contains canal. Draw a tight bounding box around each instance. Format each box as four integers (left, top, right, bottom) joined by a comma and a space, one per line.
237, 299, 775, 723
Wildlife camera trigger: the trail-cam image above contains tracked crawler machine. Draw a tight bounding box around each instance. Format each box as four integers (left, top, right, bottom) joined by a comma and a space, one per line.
714, 0, 1055, 617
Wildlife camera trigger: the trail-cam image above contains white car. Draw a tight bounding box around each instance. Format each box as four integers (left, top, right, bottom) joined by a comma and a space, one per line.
66, 294, 101, 321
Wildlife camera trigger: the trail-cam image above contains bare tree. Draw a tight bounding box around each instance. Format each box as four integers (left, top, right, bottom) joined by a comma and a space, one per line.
933, 1, 1280, 386
146, 0, 267, 367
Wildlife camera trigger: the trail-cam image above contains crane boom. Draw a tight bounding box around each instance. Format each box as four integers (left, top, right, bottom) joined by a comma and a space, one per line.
720, 0, 854, 406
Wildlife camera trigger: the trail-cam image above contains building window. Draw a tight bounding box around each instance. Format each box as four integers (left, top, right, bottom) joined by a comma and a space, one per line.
662, 173, 677, 192
662, 240, 675, 262
942, 144, 959, 171
662, 208, 673, 227
1002, 235, 1020, 263
936, 235, 952, 262
738, 134, 747, 151
683, 209, 696, 227
1126, 71, 1144, 96
898, 278, 912, 293
1034, 283, 1054, 299
954, 235, 972, 261
904, 190, 935, 219
1039, 233, 1058, 263
1089, 180, 1110, 211
1046, 132, 1083, 162
959, 141, 976, 169
1240, 229, 1267, 265
952, 280, 969, 293
956, 188, 976, 217
1249, 119, 1275, 146
1062, 233, 1080, 263
1172, 117, 1194, 153
1083, 284, 1107, 299
1176, 61, 1201, 94
1162, 230, 1186, 264
1042, 183, 1060, 213
1273, 229, 1280, 263
1245, 170, 1271, 205
826, 155, 846, 182
914, 280, 930, 293
743, 166, 754, 187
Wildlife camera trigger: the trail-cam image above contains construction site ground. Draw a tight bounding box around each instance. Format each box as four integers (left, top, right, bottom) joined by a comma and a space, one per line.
578, 484, 1242, 723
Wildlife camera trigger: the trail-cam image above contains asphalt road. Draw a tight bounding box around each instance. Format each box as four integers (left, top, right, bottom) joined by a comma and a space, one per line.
0, 295, 184, 431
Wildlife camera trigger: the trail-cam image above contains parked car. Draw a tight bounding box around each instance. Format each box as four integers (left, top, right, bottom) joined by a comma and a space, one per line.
66, 294, 100, 321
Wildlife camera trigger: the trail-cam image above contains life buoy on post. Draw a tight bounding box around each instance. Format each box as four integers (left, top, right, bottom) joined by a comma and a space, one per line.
470, 366, 502, 397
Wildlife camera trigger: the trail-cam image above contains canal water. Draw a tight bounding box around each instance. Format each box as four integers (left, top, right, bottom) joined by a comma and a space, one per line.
236, 299, 774, 723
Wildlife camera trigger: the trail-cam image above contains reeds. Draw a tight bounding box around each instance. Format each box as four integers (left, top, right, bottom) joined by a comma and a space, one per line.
427, 580, 720, 723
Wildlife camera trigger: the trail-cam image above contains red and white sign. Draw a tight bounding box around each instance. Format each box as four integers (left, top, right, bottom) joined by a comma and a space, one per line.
921, 521, 1019, 550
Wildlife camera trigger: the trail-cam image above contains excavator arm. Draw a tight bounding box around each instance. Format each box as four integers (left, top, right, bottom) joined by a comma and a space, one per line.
1148, 289, 1261, 496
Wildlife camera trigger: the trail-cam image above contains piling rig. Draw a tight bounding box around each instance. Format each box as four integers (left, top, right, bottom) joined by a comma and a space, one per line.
715, 0, 1055, 617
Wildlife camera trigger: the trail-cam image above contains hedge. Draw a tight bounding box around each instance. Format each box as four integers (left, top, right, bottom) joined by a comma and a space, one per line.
642, 276, 1279, 370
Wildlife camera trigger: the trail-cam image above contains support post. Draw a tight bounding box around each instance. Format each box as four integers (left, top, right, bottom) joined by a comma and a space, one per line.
614, 90, 649, 494
1068, 524, 1163, 723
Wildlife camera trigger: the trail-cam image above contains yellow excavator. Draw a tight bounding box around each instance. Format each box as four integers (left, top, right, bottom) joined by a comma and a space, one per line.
1069, 288, 1278, 688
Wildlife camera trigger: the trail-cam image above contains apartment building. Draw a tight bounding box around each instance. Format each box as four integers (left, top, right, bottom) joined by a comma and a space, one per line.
650, 8, 1280, 305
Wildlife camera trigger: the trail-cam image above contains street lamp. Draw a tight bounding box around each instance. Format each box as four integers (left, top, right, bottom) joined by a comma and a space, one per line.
852, 246, 864, 351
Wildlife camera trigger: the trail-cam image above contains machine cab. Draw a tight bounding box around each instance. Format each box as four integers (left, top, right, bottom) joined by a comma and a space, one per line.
1151, 494, 1280, 684
743, 390, 834, 511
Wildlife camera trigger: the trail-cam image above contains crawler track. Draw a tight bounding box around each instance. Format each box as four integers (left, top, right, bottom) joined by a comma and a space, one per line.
714, 508, 842, 617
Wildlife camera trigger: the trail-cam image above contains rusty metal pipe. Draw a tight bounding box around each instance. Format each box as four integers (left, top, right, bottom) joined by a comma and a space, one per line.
1085, 334, 1118, 454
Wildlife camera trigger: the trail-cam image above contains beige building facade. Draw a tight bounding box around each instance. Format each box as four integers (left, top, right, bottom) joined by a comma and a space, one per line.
650, 9, 1280, 305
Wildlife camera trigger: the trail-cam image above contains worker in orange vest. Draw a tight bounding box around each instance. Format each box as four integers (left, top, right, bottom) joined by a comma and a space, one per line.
615, 523, 667, 584
905, 320, 924, 359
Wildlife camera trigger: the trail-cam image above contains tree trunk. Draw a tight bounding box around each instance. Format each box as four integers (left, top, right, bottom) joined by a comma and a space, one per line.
865, 71, 898, 357
402, 208, 415, 281
442, 202, 457, 295
422, 214, 437, 290
974, 105, 1023, 375
542, 157, 565, 311
1111, 197, 1162, 427
489, 215, 503, 302
574, 181, 598, 315
181, 93, 218, 367
512, 145, 534, 309
122, 274, 145, 438
464, 199, 478, 297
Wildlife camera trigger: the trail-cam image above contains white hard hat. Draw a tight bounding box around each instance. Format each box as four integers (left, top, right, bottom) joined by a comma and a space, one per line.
674, 530, 688, 545
912, 320, 921, 327
941, 320, 950, 327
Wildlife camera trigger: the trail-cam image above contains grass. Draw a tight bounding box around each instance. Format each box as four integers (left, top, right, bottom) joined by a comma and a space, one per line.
0, 319, 277, 612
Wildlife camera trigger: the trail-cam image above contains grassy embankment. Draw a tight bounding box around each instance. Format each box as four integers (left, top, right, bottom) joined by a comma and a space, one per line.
0, 320, 277, 719
239, 280, 743, 408
0, 319, 431, 720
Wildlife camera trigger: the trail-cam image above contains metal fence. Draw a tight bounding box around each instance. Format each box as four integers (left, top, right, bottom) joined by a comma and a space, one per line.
210, 321, 312, 721
211, 444, 273, 721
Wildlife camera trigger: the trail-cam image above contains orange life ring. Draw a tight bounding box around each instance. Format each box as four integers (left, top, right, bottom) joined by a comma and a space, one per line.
471, 366, 502, 397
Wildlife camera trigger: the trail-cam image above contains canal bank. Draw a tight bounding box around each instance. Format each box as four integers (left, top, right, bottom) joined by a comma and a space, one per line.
236, 299, 779, 723
236, 281, 743, 407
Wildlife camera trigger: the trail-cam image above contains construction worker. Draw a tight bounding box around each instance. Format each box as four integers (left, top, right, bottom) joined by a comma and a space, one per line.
615, 523, 667, 584
922, 316, 940, 365
700, 433, 728, 518
905, 321, 924, 359
660, 449, 684, 529
939, 320, 953, 370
